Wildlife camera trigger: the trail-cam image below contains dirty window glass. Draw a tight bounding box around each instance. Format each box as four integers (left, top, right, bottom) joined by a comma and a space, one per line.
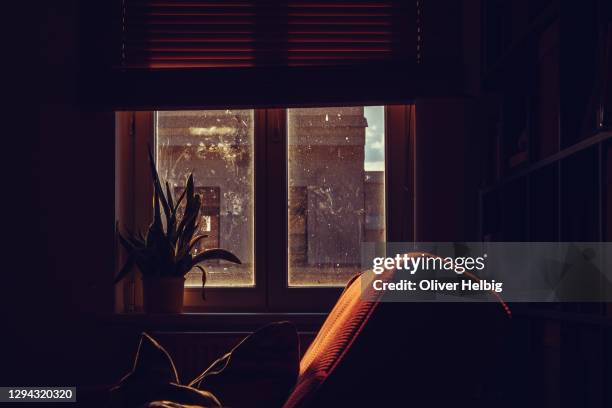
288, 106, 386, 286
156, 110, 254, 287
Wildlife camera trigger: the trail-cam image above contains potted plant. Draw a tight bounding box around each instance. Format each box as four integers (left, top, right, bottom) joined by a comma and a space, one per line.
114, 149, 241, 313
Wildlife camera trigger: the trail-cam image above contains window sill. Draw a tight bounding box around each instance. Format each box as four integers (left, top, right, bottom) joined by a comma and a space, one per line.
97, 312, 327, 333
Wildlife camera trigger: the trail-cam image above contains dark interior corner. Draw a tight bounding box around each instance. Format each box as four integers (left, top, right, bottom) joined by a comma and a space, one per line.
11, 0, 612, 406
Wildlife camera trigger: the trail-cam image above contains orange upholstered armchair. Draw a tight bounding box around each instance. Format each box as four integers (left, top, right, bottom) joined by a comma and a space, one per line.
283, 273, 379, 408
284, 270, 511, 408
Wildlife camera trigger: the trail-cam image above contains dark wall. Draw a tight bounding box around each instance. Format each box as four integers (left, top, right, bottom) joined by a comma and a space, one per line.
414, 98, 486, 241
4, 0, 116, 386
412, 0, 486, 242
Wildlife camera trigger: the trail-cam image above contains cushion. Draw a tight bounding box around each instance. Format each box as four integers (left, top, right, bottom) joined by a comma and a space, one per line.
190, 321, 300, 408
109, 333, 220, 408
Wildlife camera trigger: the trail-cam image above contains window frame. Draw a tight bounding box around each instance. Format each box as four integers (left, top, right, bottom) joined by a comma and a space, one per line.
115, 105, 414, 313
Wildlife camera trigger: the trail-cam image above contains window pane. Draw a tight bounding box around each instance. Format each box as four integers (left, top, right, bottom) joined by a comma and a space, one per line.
156, 110, 254, 287
288, 106, 385, 286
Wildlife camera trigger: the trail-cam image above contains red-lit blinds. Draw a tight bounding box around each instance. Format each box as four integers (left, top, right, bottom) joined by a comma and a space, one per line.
121, 1, 418, 68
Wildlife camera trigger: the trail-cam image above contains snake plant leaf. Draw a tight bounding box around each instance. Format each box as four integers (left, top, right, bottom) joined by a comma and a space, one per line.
165, 183, 177, 243
194, 264, 207, 300
175, 253, 194, 277
114, 254, 135, 284
126, 236, 145, 250
132, 249, 157, 277
176, 194, 201, 250
194, 264, 206, 279
165, 181, 174, 210
166, 181, 176, 236
151, 184, 162, 234
176, 212, 197, 247
147, 147, 171, 221
186, 174, 194, 200
181, 196, 201, 246
173, 184, 187, 212
124, 228, 145, 249
190, 248, 242, 267
178, 222, 201, 259
118, 232, 138, 252
189, 234, 209, 252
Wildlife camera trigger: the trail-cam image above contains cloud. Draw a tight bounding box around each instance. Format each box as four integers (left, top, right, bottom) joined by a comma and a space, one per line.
365, 161, 385, 172
370, 141, 383, 150
363, 106, 385, 169
365, 145, 385, 162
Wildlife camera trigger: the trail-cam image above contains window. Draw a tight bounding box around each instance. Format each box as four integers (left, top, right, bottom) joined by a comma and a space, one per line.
116, 105, 413, 311
156, 110, 255, 287
287, 106, 385, 286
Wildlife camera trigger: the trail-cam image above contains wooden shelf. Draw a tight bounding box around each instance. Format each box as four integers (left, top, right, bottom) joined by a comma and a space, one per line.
482, 130, 611, 193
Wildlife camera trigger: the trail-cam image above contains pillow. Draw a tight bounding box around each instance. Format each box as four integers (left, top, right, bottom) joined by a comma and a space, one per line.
190, 322, 300, 408
109, 333, 221, 408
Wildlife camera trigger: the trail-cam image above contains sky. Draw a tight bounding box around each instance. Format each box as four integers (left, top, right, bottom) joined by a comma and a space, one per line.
364, 106, 385, 172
